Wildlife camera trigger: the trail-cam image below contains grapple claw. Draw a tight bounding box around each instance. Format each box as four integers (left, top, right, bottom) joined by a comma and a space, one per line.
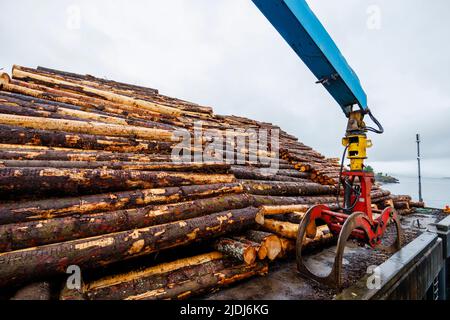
296, 207, 371, 288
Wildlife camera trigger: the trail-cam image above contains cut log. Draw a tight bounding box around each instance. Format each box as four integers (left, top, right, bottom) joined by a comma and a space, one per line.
409, 201, 425, 208
124, 261, 268, 300
0, 94, 174, 130
244, 230, 281, 260
231, 166, 309, 182
242, 180, 335, 196
260, 204, 311, 215
0, 206, 259, 288
0, 194, 252, 251
84, 255, 267, 300
277, 225, 335, 257
0, 124, 173, 154
0, 159, 229, 172
0, 183, 243, 225
214, 238, 257, 265
393, 201, 410, 210
0, 145, 172, 162
262, 219, 299, 239
230, 236, 265, 260
86, 252, 224, 292
10, 282, 51, 300
0, 167, 235, 198
251, 195, 338, 207
0, 113, 176, 142
269, 212, 306, 224
12, 65, 202, 118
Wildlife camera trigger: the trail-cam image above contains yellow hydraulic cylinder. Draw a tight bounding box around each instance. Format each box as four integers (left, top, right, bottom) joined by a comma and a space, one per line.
342, 134, 372, 171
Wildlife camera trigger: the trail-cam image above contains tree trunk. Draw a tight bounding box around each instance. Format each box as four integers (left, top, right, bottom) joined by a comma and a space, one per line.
0, 167, 235, 198
0, 183, 243, 225
0, 124, 173, 154
0, 113, 176, 142
84, 256, 267, 300
0, 194, 252, 251
251, 195, 338, 207
242, 181, 335, 196
0, 159, 229, 172
12, 66, 205, 118
0, 145, 172, 162
0, 206, 259, 288
85, 252, 224, 296
125, 261, 268, 300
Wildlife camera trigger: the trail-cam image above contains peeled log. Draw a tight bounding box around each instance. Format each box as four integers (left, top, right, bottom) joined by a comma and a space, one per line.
0, 206, 259, 288
0, 183, 243, 225
0, 167, 236, 198
242, 180, 335, 196
214, 238, 257, 265
244, 230, 281, 261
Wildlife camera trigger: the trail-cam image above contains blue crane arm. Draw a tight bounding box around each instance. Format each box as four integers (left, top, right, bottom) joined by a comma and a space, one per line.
252, 0, 368, 116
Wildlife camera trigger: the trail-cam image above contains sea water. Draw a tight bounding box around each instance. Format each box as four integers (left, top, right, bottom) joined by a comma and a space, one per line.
383, 175, 450, 209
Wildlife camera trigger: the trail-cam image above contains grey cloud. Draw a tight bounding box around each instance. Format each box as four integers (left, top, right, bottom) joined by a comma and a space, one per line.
1, 0, 449, 176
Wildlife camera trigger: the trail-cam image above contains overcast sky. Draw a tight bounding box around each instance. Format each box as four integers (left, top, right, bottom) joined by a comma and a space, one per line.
1, 0, 449, 177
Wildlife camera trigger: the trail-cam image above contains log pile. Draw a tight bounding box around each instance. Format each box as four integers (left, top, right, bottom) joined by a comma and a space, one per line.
0, 65, 408, 299
387, 194, 423, 215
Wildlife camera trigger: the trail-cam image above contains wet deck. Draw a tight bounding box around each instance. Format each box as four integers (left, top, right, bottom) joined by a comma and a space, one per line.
204, 209, 445, 300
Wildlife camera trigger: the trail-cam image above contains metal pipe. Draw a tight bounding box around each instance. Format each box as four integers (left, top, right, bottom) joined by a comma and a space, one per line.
416, 134, 423, 202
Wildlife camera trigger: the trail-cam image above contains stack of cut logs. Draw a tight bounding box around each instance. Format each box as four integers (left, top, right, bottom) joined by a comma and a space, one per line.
0, 65, 416, 300
388, 195, 424, 216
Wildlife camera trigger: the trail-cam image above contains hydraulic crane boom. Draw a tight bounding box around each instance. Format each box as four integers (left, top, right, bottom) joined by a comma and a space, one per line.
252, 0, 401, 289
252, 0, 367, 116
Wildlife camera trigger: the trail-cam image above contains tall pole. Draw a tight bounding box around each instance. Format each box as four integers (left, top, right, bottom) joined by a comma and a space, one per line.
416, 134, 423, 202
